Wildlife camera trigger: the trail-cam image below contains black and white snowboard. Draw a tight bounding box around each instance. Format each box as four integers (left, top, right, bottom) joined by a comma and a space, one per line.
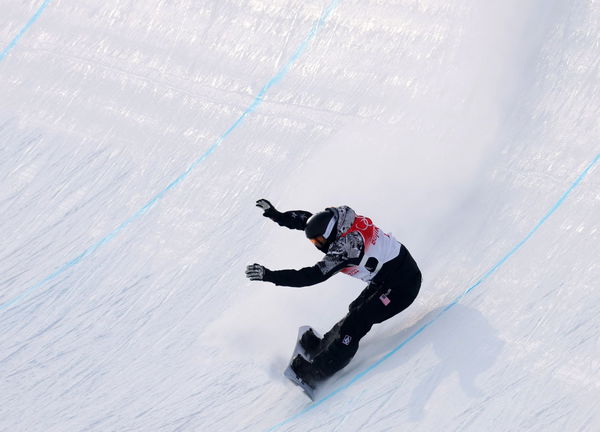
283, 325, 321, 400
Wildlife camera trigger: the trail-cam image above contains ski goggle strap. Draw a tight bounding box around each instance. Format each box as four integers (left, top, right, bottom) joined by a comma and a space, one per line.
323, 216, 336, 239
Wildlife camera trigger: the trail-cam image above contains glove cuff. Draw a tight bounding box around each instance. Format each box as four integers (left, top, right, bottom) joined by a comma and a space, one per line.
262, 268, 275, 283
263, 207, 282, 220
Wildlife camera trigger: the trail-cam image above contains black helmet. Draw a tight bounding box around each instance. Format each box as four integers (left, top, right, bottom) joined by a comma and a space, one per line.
305, 209, 337, 251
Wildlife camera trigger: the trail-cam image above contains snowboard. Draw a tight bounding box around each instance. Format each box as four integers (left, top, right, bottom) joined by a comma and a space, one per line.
283, 325, 321, 400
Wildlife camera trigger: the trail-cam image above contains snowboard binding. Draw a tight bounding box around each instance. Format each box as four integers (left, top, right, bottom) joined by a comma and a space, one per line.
299, 327, 323, 358
284, 326, 325, 400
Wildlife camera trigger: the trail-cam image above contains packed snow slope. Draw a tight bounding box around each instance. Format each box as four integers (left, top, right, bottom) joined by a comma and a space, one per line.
1, 0, 599, 431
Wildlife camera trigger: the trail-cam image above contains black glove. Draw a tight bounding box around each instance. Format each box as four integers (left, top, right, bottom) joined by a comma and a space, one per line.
255, 199, 280, 218
246, 263, 271, 281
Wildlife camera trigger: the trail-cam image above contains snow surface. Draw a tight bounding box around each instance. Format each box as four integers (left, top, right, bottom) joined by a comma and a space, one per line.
1, 0, 599, 431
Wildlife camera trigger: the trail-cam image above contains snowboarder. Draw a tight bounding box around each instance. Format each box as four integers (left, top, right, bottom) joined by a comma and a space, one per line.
246, 199, 422, 389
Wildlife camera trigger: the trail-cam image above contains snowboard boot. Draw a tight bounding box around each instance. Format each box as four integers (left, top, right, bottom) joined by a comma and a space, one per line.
311, 336, 359, 379
290, 354, 326, 389
299, 328, 323, 358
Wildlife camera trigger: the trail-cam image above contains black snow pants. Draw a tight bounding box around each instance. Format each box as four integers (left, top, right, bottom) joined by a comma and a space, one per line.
312, 245, 422, 379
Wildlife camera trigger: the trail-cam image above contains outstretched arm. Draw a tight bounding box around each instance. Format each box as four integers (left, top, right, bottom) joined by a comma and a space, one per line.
245, 236, 363, 287
246, 263, 328, 287
255, 199, 312, 231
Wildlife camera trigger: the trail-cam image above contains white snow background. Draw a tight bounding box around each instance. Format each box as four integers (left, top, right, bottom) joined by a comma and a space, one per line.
1, 0, 599, 431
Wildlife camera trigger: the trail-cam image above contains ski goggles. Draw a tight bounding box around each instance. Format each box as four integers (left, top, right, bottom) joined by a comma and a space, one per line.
309, 236, 326, 247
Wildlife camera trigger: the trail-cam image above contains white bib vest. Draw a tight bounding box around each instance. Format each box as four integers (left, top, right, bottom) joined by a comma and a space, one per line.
340, 215, 401, 282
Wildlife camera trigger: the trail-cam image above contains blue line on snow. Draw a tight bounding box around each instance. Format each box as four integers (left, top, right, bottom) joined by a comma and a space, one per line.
266, 152, 600, 432
0, 0, 341, 312
0, 0, 53, 63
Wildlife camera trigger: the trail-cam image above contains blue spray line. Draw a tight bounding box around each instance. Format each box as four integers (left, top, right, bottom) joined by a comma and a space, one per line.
0, 0, 342, 312
266, 152, 600, 432
0, 0, 53, 63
